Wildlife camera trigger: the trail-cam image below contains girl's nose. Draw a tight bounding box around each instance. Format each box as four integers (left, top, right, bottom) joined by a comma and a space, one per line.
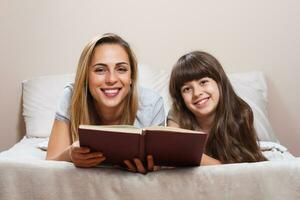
193, 86, 203, 97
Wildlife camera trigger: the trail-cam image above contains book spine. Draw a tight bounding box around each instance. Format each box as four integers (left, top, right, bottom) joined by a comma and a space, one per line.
138, 130, 146, 162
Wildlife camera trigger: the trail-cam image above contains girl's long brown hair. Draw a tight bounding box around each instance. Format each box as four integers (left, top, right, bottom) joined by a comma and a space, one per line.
70, 33, 138, 142
169, 51, 266, 163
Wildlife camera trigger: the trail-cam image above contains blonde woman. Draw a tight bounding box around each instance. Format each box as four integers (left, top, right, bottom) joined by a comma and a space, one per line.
46, 33, 165, 173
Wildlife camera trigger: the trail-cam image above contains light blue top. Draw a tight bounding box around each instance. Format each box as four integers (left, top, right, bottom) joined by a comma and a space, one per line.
55, 83, 165, 128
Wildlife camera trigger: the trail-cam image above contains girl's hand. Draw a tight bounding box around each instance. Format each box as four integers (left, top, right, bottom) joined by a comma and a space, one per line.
200, 153, 221, 165
123, 155, 161, 174
69, 141, 106, 168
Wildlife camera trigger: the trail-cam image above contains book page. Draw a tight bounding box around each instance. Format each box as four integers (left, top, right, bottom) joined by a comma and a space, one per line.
145, 126, 206, 134
79, 125, 142, 134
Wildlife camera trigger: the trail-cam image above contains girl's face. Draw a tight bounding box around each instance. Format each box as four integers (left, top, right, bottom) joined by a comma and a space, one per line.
181, 77, 220, 120
88, 44, 132, 111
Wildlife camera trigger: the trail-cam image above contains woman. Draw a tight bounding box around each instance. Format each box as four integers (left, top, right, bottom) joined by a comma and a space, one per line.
168, 51, 266, 165
46, 33, 165, 173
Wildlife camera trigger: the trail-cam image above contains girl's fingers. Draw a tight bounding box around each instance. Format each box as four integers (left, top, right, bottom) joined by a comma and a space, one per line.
124, 160, 136, 172
134, 158, 146, 174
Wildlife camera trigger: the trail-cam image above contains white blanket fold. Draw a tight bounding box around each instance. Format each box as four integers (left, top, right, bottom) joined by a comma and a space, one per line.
0, 137, 299, 200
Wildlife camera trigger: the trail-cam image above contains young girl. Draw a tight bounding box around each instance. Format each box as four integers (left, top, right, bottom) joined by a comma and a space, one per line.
167, 51, 266, 165
46, 33, 165, 173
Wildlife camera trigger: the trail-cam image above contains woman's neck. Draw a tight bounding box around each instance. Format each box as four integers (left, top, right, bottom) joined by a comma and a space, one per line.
94, 101, 125, 125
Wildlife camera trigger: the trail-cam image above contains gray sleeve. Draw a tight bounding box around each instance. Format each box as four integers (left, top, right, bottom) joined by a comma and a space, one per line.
55, 84, 73, 122
134, 87, 166, 128
167, 108, 179, 124
150, 96, 166, 126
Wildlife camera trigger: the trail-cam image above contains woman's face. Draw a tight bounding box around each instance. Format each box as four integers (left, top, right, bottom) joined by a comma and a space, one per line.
88, 44, 132, 111
180, 77, 220, 121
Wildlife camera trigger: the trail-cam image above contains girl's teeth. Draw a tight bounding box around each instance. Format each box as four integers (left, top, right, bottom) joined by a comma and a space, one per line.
200, 98, 207, 104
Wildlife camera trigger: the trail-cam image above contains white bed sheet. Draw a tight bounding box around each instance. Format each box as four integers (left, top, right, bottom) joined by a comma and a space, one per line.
0, 137, 299, 200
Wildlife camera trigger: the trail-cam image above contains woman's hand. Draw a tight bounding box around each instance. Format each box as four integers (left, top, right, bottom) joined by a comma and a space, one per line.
69, 141, 106, 168
123, 155, 161, 174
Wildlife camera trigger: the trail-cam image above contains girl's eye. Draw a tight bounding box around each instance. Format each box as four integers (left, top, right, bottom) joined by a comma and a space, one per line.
116, 66, 128, 74
199, 79, 208, 86
182, 87, 191, 93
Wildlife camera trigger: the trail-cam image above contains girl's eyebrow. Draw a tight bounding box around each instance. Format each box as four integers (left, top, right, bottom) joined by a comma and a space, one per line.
181, 83, 190, 88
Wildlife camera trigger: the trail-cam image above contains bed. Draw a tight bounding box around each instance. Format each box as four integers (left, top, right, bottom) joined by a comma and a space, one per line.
0, 66, 299, 200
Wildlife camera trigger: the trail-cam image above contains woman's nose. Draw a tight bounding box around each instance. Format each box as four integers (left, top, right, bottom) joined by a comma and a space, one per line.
105, 72, 118, 84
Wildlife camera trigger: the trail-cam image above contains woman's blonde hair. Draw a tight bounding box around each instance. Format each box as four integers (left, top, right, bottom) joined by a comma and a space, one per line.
70, 33, 138, 142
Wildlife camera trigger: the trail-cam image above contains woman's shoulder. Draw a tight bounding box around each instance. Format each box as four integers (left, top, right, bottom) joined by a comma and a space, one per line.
55, 82, 74, 122
59, 83, 74, 101
64, 82, 74, 92
138, 86, 163, 106
134, 87, 165, 128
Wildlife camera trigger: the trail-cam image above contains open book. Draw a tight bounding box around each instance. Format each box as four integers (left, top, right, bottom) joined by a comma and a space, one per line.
78, 125, 208, 167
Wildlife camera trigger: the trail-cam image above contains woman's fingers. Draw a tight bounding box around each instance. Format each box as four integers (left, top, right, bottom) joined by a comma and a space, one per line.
124, 160, 136, 172
70, 143, 105, 167
147, 155, 154, 171
147, 155, 161, 171
133, 158, 146, 174
74, 156, 106, 168
123, 159, 147, 174
153, 165, 161, 171
73, 146, 90, 153
76, 152, 103, 160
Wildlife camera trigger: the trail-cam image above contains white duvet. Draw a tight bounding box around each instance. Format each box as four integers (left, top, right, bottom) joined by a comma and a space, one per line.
0, 137, 299, 200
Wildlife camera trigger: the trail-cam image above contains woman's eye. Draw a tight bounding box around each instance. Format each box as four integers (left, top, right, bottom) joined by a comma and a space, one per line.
117, 67, 128, 74
95, 67, 106, 74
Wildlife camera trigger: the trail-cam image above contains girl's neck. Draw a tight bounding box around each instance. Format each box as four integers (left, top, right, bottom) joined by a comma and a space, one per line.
196, 114, 215, 133
94, 101, 124, 125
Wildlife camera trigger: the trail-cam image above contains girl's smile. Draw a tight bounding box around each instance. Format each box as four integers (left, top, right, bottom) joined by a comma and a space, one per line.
181, 77, 219, 119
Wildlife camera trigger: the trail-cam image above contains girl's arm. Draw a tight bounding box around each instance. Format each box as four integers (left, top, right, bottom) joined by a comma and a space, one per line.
201, 154, 221, 165
167, 119, 221, 166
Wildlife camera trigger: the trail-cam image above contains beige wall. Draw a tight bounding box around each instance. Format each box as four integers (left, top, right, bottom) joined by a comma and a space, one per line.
1, 0, 299, 156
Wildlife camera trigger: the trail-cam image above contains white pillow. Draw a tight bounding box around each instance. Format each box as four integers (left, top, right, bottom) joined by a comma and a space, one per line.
139, 66, 278, 142
228, 71, 278, 142
22, 74, 75, 137
138, 64, 171, 112
22, 67, 278, 142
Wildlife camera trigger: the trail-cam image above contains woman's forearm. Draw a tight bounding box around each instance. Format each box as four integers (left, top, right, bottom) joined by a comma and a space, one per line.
46, 146, 72, 162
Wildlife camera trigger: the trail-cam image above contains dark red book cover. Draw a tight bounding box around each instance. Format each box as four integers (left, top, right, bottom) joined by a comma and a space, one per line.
145, 130, 207, 166
78, 125, 207, 166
